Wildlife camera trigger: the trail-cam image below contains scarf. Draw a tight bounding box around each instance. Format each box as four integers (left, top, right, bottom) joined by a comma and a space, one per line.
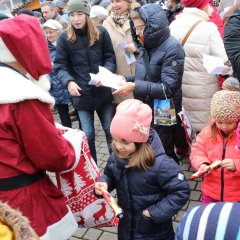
111, 10, 129, 26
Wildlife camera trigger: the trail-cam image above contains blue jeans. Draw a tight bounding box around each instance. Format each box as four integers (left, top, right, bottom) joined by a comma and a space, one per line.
78, 104, 112, 163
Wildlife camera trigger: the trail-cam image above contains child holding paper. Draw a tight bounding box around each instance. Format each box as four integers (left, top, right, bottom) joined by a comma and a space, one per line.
95, 99, 190, 240
54, 0, 116, 163
190, 78, 240, 204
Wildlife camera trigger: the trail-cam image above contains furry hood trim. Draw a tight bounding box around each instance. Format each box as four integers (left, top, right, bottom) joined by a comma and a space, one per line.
0, 201, 38, 240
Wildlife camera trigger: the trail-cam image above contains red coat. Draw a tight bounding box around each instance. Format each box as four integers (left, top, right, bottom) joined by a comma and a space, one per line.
0, 66, 79, 239
209, 5, 224, 40
190, 124, 240, 201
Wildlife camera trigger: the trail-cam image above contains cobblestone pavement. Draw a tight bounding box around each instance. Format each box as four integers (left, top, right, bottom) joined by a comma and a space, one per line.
53, 111, 202, 240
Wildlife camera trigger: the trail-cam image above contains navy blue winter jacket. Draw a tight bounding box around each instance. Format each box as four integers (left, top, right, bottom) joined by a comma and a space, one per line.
99, 128, 190, 240
224, 8, 240, 81
54, 26, 116, 110
48, 40, 71, 105
132, 4, 184, 114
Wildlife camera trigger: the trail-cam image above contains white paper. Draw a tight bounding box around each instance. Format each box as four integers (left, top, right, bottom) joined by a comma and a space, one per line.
88, 73, 99, 85
89, 66, 125, 89
222, 0, 240, 11
219, 10, 225, 19
117, 42, 136, 65
203, 54, 233, 75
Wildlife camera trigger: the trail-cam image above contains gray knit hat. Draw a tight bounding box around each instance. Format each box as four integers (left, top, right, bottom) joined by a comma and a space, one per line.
67, 0, 90, 15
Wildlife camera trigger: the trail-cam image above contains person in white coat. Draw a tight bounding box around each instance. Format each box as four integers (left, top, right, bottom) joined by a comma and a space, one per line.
170, 0, 228, 132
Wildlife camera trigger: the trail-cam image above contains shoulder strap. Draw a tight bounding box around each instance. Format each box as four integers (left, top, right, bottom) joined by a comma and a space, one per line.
142, 49, 158, 83
0, 62, 27, 78
181, 20, 202, 47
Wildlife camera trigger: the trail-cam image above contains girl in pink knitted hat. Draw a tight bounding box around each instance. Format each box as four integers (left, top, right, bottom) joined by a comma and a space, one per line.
95, 99, 190, 240
190, 77, 240, 204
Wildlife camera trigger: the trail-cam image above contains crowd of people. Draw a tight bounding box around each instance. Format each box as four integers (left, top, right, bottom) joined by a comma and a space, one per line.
0, 0, 240, 239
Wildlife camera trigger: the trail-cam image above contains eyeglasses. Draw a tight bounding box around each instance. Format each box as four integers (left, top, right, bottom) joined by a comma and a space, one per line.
133, 24, 145, 32
45, 30, 57, 35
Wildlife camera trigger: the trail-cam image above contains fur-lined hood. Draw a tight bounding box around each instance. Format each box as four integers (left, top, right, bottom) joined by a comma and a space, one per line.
0, 66, 54, 107
0, 201, 39, 240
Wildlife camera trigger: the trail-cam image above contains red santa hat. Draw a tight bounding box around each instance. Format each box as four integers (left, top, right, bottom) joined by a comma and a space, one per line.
0, 15, 52, 90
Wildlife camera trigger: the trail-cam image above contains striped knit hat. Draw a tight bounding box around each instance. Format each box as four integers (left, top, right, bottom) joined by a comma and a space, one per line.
176, 202, 240, 240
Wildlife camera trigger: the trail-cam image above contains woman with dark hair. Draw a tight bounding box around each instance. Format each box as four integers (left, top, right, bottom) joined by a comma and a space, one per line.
54, 0, 116, 162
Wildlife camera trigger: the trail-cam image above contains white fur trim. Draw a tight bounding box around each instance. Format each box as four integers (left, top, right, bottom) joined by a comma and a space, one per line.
61, 129, 85, 173
0, 66, 54, 106
0, 37, 16, 62
26, 73, 51, 92
40, 207, 78, 240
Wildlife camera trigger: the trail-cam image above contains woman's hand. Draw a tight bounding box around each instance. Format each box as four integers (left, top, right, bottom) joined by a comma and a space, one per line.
68, 80, 81, 96
113, 82, 135, 96
95, 182, 108, 195
222, 158, 236, 171
142, 209, 151, 218
125, 43, 137, 54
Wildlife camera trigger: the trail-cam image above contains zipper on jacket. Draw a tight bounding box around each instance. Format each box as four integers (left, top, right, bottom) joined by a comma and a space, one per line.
220, 140, 227, 201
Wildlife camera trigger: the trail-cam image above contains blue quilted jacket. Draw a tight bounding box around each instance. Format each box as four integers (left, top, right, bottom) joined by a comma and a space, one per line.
48, 40, 71, 105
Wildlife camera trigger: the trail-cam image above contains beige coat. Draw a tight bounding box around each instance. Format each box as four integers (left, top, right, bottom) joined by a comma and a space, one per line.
170, 8, 228, 132
103, 16, 135, 103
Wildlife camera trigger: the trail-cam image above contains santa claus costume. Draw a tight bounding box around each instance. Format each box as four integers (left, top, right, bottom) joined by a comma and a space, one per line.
0, 15, 81, 240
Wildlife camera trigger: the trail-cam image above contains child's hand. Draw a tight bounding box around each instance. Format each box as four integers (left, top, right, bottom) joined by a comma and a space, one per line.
95, 182, 108, 195
199, 164, 211, 177
142, 209, 151, 218
222, 158, 236, 171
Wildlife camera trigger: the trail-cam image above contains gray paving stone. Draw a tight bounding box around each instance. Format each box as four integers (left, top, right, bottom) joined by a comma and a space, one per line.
98, 142, 108, 148
73, 228, 88, 238
70, 237, 84, 240
196, 181, 202, 191
83, 228, 102, 240
190, 190, 201, 201
98, 232, 118, 240
100, 227, 118, 234
181, 162, 191, 171
188, 180, 197, 190
175, 210, 186, 222
188, 200, 201, 210
96, 153, 104, 160
98, 147, 110, 155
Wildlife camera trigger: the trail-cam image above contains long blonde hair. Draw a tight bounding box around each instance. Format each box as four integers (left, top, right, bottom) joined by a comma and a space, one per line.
112, 141, 156, 170
67, 14, 100, 46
